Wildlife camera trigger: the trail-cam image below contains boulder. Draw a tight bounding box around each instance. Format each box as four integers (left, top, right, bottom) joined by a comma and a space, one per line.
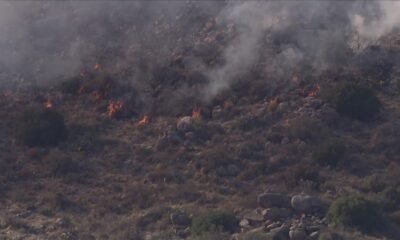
309, 231, 319, 240
239, 219, 250, 228
176, 116, 193, 132
258, 192, 291, 208
243, 209, 264, 223
291, 195, 322, 213
263, 208, 291, 221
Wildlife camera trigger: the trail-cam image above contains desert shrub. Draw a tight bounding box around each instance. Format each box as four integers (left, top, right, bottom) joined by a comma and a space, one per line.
15, 106, 67, 147
42, 192, 83, 213
313, 141, 346, 167
237, 139, 265, 160
189, 232, 231, 240
285, 164, 324, 189
200, 147, 240, 176
287, 116, 323, 142
50, 156, 84, 177
191, 211, 238, 236
326, 194, 383, 232
147, 170, 184, 184
237, 231, 271, 240
328, 83, 381, 121
361, 175, 387, 193
382, 186, 400, 210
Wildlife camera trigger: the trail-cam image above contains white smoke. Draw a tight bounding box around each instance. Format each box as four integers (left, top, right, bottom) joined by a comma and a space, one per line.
351, 1, 400, 43
204, 1, 400, 99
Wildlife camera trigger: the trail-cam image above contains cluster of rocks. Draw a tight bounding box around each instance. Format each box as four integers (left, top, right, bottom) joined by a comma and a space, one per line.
236, 192, 326, 240
165, 192, 326, 240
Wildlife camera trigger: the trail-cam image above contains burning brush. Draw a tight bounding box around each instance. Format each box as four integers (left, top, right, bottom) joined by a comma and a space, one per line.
137, 115, 149, 126
307, 84, 321, 97
192, 107, 202, 120
107, 100, 124, 118
45, 98, 53, 109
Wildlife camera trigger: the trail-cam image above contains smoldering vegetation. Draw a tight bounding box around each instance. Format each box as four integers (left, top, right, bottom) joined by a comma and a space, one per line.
1, 1, 400, 109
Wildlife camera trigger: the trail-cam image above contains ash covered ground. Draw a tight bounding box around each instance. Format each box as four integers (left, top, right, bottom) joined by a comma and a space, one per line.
1, 1, 400, 240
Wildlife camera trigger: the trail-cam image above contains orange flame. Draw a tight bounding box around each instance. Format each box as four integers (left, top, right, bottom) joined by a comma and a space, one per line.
192, 107, 201, 119
107, 100, 124, 118
308, 84, 321, 97
45, 98, 53, 109
138, 115, 149, 126
94, 63, 102, 71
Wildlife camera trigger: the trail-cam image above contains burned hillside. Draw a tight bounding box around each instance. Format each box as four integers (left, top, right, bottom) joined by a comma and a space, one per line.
0, 1, 400, 240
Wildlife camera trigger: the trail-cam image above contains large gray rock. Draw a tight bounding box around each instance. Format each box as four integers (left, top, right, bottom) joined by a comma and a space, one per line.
176, 116, 193, 132
239, 219, 250, 228
258, 192, 291, 208
291, 195, 322, 213
243, 209, 264, 223
263, 208, 291, 221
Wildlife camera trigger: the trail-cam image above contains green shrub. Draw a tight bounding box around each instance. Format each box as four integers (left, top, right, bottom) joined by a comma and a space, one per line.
329, 83, 381, 121
191, 211, 238, 236
15, 106, 67, 147
313, 141, 346, 167
326, 194, 383, 232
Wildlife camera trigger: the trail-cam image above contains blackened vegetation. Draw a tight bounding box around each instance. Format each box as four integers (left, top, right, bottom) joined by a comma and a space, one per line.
15, 106, 67, 147
328, 83, 381, 121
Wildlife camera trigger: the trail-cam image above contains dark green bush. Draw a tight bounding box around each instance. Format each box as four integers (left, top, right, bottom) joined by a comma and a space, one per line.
313, 141, 346, 167
326, 194, 383, 232
191, 211, 238, 236
16, 106, 67, 147
382, 186, 400, 210
329, 83, 381, 121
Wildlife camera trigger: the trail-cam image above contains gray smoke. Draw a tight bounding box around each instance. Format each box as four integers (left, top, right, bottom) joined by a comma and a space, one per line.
0, 1, 399, 99
204, 1, 400, 99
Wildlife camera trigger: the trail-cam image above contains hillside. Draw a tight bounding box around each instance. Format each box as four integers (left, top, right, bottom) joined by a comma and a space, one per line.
1, 2, 400, 240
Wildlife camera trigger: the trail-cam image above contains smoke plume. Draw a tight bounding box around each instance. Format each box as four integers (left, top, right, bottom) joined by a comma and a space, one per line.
0, 1, 399, 100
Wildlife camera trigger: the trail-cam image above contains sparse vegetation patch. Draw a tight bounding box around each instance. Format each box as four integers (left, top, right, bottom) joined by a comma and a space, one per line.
191, 211, 238, 236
